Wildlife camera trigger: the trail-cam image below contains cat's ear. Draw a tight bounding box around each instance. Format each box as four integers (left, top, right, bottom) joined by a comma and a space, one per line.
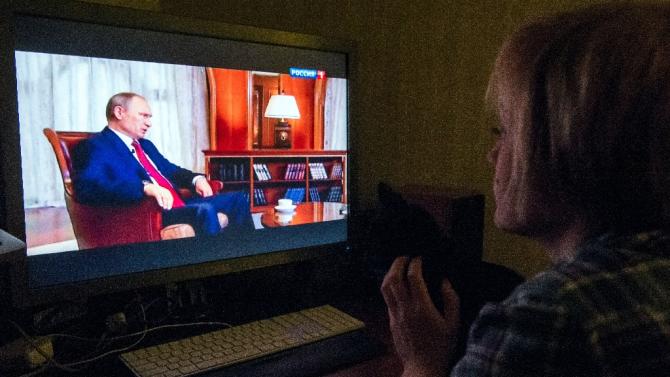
377, 182, 393, 200
377, 182, 408, 209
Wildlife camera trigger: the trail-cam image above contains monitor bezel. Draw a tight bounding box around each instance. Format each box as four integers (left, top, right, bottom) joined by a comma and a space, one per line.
0, 0, 359, 308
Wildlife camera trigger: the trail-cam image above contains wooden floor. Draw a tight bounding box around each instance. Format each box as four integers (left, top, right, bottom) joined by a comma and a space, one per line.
25, 206, 75, 248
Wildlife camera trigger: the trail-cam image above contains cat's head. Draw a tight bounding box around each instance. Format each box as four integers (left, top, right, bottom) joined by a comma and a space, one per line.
371, 182, 446, 259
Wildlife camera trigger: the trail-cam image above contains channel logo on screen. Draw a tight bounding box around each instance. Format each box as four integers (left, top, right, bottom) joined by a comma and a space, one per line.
289, 67, 326, 79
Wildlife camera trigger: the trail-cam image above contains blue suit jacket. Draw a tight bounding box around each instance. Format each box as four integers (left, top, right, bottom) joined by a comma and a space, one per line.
72, 127, 197, 205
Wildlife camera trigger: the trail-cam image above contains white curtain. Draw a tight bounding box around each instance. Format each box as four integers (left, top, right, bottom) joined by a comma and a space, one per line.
15, 52, 209, 208
323, 78, 347, 150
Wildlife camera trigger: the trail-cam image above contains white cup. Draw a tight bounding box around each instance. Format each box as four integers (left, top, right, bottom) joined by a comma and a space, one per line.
278, 198, 293, 208
276, 213, 293, 225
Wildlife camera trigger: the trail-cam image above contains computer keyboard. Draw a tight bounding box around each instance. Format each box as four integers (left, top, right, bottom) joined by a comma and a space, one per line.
119, 305, 366, 377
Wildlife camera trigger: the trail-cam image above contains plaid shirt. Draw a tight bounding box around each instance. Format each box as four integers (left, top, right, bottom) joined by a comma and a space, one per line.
452, 231, 670, 376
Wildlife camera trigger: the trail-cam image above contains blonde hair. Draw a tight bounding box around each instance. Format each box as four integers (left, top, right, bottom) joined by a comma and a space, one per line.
488, 4, 670, 233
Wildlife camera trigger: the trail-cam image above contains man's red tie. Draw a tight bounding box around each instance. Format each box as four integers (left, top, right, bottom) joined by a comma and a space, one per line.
131, 140, 185, 208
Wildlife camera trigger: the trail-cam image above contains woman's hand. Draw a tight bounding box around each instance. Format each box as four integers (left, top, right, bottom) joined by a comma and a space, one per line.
381, 256, 461, 377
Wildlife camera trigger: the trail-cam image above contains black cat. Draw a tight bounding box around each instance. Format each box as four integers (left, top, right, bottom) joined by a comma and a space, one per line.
370, 182, 525, 363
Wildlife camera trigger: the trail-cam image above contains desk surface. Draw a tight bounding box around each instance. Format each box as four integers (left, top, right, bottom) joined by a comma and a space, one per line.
6, 281, 402, 377
324, 297, 402, 377
261, 202, 346, 228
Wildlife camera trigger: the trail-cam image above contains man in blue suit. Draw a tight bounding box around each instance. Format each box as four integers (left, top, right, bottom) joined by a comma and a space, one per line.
72, 92, 252, 236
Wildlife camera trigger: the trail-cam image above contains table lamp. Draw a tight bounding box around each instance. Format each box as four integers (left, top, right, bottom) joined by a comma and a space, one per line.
264, 92, 300, 148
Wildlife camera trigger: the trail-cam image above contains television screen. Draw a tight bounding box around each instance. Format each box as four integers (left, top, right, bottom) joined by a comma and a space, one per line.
6, 8, 353, 304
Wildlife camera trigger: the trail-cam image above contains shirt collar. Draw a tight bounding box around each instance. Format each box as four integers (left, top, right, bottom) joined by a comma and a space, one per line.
576, 230, 670, 261
108, 126, 136, 151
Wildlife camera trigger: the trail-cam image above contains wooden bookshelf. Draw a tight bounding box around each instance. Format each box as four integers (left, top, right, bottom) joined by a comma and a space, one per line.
204, 150, 347, 212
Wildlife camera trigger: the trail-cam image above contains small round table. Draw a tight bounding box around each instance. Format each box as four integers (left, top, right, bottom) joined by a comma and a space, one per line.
261, 202, 346, 228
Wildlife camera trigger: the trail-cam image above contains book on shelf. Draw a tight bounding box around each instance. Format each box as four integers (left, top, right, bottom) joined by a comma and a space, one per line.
309, 162, 328, 180
218, 165, 226, 181
284, 163, 305, 180
285, 163, 305, 180
284, 187, 305, 203
218, 162, 247, 181
263, 164, 271, 180
330, 163, 343, 179
319, 163, 327, 179
262, 164, 271, 180
253, 188, 267, 205
320, 163, 327, 179
308, 163, 316, 179
284, 163, 292, 180
240, 162, 248, 180
309, 187, 321, 202
253, 163, 272, 181
252, 164, 262, 180
326, 186, 342, 202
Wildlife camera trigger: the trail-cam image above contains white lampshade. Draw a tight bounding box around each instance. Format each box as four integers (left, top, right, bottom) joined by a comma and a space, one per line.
264, 94, 301, 119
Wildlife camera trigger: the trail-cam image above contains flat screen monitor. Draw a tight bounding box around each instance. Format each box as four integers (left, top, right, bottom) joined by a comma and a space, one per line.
0, 1, 356, 307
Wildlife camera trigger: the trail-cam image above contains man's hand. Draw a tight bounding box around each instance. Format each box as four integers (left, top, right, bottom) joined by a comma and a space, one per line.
143, 183, 175, 210
381, 256, 461, 377
194, 176, 213, 197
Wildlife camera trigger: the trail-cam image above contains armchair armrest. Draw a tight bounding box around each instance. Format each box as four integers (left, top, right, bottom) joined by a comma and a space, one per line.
209, 179, 224, 192
66, 194, 163, 249
178, 179, 224, 199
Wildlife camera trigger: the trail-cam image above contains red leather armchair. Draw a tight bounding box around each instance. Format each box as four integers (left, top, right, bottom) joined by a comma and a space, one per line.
43, 128, 224, 250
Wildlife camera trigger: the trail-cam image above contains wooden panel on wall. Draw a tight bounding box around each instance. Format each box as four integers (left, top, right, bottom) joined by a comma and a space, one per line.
313, 77, 326, 150
280, 74, 315, 150
252, 74, 280, 148
207, 68, 250, 150
208, 69, 323, 151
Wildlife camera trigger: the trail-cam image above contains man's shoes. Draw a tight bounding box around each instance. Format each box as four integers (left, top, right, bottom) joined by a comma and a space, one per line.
160, 223, 195, 240
217, 213, 229, 229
